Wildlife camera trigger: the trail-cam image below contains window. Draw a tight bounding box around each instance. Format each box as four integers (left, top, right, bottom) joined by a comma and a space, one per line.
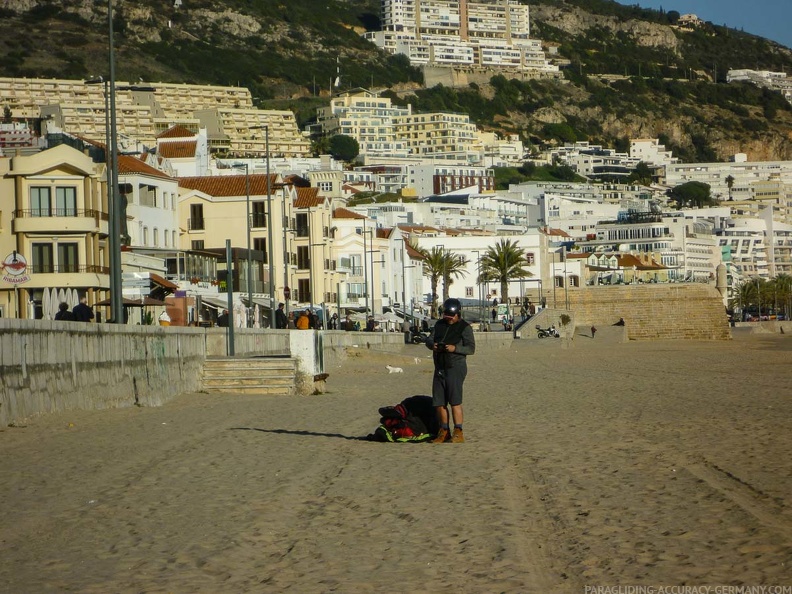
554, 275, 564, 288
140, 185, 157, 207
31, 187, 51, 217
56, 187, 77, 216
58, 243, 79, 272
153, 228, 159, 247
298, 279, 311, 303
192, 240, 205, 250
253, 238, 268, 264
296, 213, 309, 237
32, 243, 54, 273
524, 252, 535, 265
189, 204, 204, 230
465, 286, 474, 297
143, 227, 149, 245
297, 246, 310, 269
251, 201, 267, 228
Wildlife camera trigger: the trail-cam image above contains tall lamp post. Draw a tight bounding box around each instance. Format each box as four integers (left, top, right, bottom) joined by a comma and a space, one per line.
231, 162, 252, 327
107, 0, 123, 324
91, 0, 156, 324
250, 124, 274, 328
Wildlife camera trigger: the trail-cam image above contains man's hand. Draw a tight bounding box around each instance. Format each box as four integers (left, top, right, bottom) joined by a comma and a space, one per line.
445, 344, 456, 353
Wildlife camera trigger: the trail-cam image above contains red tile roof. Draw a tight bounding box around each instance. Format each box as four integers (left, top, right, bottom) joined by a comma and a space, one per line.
158, 125, 195, 139
332, 207, 367, 220
542, 227, 572, 238
179, 174, 279, 197
294, 187, 325, 208
376, 227, 393, 239
284, 174, 311, 188
158, 140, 197, 159
406, 243, 425, 260
117, 155, 174, 180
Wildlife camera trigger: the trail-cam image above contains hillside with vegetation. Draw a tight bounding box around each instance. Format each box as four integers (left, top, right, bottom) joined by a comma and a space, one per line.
1, 0, 792, 162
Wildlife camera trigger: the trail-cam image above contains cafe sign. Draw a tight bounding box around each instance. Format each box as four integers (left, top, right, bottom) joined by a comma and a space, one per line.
1, 251, 30, 284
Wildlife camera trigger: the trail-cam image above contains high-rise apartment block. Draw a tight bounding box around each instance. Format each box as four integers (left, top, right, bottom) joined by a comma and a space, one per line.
364, 0, 557, 72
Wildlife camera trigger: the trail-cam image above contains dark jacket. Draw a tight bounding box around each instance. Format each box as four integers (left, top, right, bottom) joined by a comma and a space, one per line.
425, 318, 475, 368
72, 302, 94, 322
275, 308, 288, 329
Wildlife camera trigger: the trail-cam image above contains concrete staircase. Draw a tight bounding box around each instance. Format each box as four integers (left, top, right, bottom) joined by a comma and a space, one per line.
202, 357, 297, 395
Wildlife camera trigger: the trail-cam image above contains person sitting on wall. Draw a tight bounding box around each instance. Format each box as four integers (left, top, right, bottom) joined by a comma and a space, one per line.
614, 317, 625, 326
217, 309, 229, 327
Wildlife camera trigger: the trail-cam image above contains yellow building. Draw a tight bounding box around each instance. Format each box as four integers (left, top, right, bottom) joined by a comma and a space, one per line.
0, 144, 110, 319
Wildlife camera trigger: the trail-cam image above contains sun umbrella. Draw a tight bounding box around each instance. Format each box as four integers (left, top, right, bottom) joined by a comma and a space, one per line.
42, 287, 51, 320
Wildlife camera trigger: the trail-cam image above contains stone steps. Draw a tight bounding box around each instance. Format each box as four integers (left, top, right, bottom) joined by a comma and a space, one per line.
202, 357, 297, 395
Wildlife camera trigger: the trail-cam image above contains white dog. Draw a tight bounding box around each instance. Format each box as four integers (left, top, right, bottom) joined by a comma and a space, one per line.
386, 365, 404, 374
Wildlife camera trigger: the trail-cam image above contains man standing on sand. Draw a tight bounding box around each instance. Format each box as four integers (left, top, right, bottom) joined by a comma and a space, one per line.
72, 296, 94, 322
425, 298, 475, 443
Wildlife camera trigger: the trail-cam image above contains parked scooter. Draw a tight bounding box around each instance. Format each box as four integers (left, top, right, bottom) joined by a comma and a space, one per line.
409, 325, 430, 344
536, 324, 559, 338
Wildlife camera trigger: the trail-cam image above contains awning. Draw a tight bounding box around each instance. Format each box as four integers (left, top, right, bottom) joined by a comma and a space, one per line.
95, 297, 166, 306
150, 273, 178, 291
200, 296, 230, 310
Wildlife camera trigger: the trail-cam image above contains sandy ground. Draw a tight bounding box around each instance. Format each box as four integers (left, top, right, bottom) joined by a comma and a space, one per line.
1, 331, 791, 593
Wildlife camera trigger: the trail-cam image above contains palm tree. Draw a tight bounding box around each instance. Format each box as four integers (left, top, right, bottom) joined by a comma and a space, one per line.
420, 246, 446, 319
441, 253, 468, 302
479, 239, 532, 306
725, 175, 735, 201
769, 273, 792, 318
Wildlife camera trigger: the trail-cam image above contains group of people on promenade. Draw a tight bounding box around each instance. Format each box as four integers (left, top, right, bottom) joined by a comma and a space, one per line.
53, 298, 95, 322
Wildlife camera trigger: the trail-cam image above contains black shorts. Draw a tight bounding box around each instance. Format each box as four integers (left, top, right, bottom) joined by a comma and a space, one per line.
432, 363, 467, 407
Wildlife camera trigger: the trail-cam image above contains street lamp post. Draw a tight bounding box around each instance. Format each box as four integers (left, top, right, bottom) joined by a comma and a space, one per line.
231, 162, 253, 327
250, 124, 274, 328
107, 0, 123, 324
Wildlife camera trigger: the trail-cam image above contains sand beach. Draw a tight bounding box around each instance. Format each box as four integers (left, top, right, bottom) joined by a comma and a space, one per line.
0, 330, 791, 592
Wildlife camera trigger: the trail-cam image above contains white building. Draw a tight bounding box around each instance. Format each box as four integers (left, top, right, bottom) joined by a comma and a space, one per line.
363, 0, 557, 73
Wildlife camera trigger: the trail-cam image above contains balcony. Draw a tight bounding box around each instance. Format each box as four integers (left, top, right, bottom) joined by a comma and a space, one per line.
188, 218, 205, 231
23, 265, 110, 289
13, 209, 108, 235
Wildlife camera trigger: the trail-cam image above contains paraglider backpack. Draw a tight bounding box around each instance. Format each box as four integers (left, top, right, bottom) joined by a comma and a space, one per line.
373, 403, 432, 443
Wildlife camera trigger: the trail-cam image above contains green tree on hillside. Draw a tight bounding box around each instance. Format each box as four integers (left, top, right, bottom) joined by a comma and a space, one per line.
328, 135, 359, 163
668, 181, 717, 208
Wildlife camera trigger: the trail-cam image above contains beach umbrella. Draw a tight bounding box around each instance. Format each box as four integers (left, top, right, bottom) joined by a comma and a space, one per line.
50, 287, 59, 319
42, 287, 51, 320
254, 304, 261, 328
70, 289, 79, 308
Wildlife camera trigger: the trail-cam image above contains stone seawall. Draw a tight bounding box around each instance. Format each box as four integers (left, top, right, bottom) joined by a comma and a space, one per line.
565, 284, 731, 340
1, 319, 206, 426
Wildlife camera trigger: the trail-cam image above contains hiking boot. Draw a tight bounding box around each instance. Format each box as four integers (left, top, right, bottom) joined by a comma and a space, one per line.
432, 428, 450, 443
451, 428, 465, 443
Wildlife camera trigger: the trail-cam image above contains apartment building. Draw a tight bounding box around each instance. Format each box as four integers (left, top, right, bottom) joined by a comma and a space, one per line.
364, 0, 557, 72
727, 69, 792, 105
117, 155, 180, 252
574, 212, 721, 282
394, 111, 479, 161
129, 82, 254, 135
315, 89, 412, 159
195, 108, 311, 158
665, 159, 792, 223
629, 138, 678, 167
0, 144, 110, 319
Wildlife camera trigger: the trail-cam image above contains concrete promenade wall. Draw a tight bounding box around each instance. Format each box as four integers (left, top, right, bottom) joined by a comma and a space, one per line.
0, 322, 516, 425
1, 319, 206, 427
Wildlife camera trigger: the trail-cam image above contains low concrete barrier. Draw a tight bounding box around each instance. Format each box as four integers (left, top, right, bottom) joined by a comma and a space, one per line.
0, 322, 517, 425
1, 319, 205, 426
